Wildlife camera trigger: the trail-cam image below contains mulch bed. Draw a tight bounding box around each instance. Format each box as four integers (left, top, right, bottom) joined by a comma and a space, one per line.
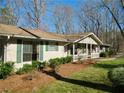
0, 60, 94, 93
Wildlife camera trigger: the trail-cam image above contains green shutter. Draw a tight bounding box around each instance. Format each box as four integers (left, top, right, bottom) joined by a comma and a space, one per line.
39, 41, 43, 61
17, 40, 22, 63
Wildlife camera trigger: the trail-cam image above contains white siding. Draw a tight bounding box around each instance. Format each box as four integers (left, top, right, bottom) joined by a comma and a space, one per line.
6, 39, 17, 62
43, 43, 67, 61
79, 37, 97, 44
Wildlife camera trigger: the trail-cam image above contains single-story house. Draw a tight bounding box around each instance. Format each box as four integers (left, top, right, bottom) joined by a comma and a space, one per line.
0, 24, 108, 68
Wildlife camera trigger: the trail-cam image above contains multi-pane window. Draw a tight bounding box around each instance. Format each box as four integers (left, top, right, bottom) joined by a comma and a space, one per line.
46, 42, 58, 51
23, 41, 32, 62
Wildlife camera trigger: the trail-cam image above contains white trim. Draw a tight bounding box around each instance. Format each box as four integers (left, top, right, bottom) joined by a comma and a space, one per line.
0, 33, 68, 42
74, 33, 103, 45
72, 43, 75, 62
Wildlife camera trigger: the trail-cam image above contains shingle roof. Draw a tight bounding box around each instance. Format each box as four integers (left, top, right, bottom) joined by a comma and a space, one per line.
27, 29, 66, 41
62, 32, 92, 42
0, 24, 66, 41
0, 24, 102, 44
0, 24, 33, 37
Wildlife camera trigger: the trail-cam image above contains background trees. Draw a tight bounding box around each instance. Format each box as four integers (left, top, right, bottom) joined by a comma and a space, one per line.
0, 0, 123, 52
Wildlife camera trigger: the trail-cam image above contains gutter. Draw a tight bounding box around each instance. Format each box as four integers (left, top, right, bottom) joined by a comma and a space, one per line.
0, 33, 69, 42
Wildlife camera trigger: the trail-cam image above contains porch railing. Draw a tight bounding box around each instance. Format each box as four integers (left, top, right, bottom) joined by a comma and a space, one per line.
73, 53, 99, 61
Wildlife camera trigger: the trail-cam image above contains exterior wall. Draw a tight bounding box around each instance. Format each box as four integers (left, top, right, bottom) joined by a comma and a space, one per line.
5, 38, 68, 69
43, 42, 68, 61
5, 38, 32, 69
79, 37, 97, 44
6, 39, 17, 62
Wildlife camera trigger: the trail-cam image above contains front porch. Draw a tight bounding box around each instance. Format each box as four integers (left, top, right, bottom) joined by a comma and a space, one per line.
68, 43, 100, 61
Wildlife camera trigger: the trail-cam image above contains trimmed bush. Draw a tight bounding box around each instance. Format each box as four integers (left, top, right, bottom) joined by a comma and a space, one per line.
107, 50, 114, 57
16, 64, 33, 75
65, 56, 72, 63
108, 67, 124, 86
0, 62, 14, 79
49, 56, 72, 71
49, 58, 60, 70
100, 52, 108, 57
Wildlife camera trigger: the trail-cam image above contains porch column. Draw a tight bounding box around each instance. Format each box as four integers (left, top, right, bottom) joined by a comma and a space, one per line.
72, 43, 75, 62
86, 43, 88, 57
90, 44, 92, 53
98, 45, 101, 53
90, 44, 92, 58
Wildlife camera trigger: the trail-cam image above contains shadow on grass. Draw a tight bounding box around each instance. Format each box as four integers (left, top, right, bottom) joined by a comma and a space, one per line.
42, 70, 116, 93
93, 64, 124, 69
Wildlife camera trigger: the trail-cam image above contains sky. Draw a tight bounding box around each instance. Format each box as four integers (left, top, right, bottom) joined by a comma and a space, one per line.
0, 0, 110, 33
0, 0, 86, 32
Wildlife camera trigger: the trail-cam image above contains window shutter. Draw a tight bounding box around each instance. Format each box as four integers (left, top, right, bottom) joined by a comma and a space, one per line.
17, 39, 22, 63
39, 41, 43, 61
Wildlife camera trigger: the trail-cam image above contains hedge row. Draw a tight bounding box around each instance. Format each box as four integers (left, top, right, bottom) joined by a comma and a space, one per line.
49, 56, 72, 70
100, 50, 115, 57
16, 56, 72, 75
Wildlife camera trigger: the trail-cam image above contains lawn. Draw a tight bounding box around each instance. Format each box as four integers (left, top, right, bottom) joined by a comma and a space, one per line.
34, 57, 124, 93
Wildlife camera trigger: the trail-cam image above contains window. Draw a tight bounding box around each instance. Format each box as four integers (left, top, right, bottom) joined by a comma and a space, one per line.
46, 41, 58, 51
23, 41, 32, 62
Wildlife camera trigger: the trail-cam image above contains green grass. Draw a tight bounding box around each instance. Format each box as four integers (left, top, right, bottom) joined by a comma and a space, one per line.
34, 57, 124, 93
94, 57, 124, 69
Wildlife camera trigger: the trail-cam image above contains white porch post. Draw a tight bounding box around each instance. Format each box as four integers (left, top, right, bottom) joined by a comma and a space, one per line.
72, 43, 75, 62
90, 44, 92, 57
98, 45, 100, 53
86, 43, 88, 57
90, 44, 92, 53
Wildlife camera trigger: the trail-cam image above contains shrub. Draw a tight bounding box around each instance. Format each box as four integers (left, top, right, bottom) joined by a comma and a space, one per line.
0, 62, 14, 79
49, 56, 72, 72
65, 56, 72, 63
107, 50, 114, 57
59, 57, 66, 64
37, 61, 49, 71
100, 52, 108, 57
108, 67, 124, 87
32, 61, 38, 68
59, 56, 72, 64
49, 58, 60, 70
16, 64, 33, 75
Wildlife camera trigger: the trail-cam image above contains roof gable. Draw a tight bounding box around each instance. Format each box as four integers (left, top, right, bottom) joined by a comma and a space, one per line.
74, 33, 103, 45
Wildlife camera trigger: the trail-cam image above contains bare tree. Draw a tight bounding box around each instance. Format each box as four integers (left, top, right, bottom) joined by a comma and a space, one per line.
101, 0, 124, 38
52, 5, 74, 34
